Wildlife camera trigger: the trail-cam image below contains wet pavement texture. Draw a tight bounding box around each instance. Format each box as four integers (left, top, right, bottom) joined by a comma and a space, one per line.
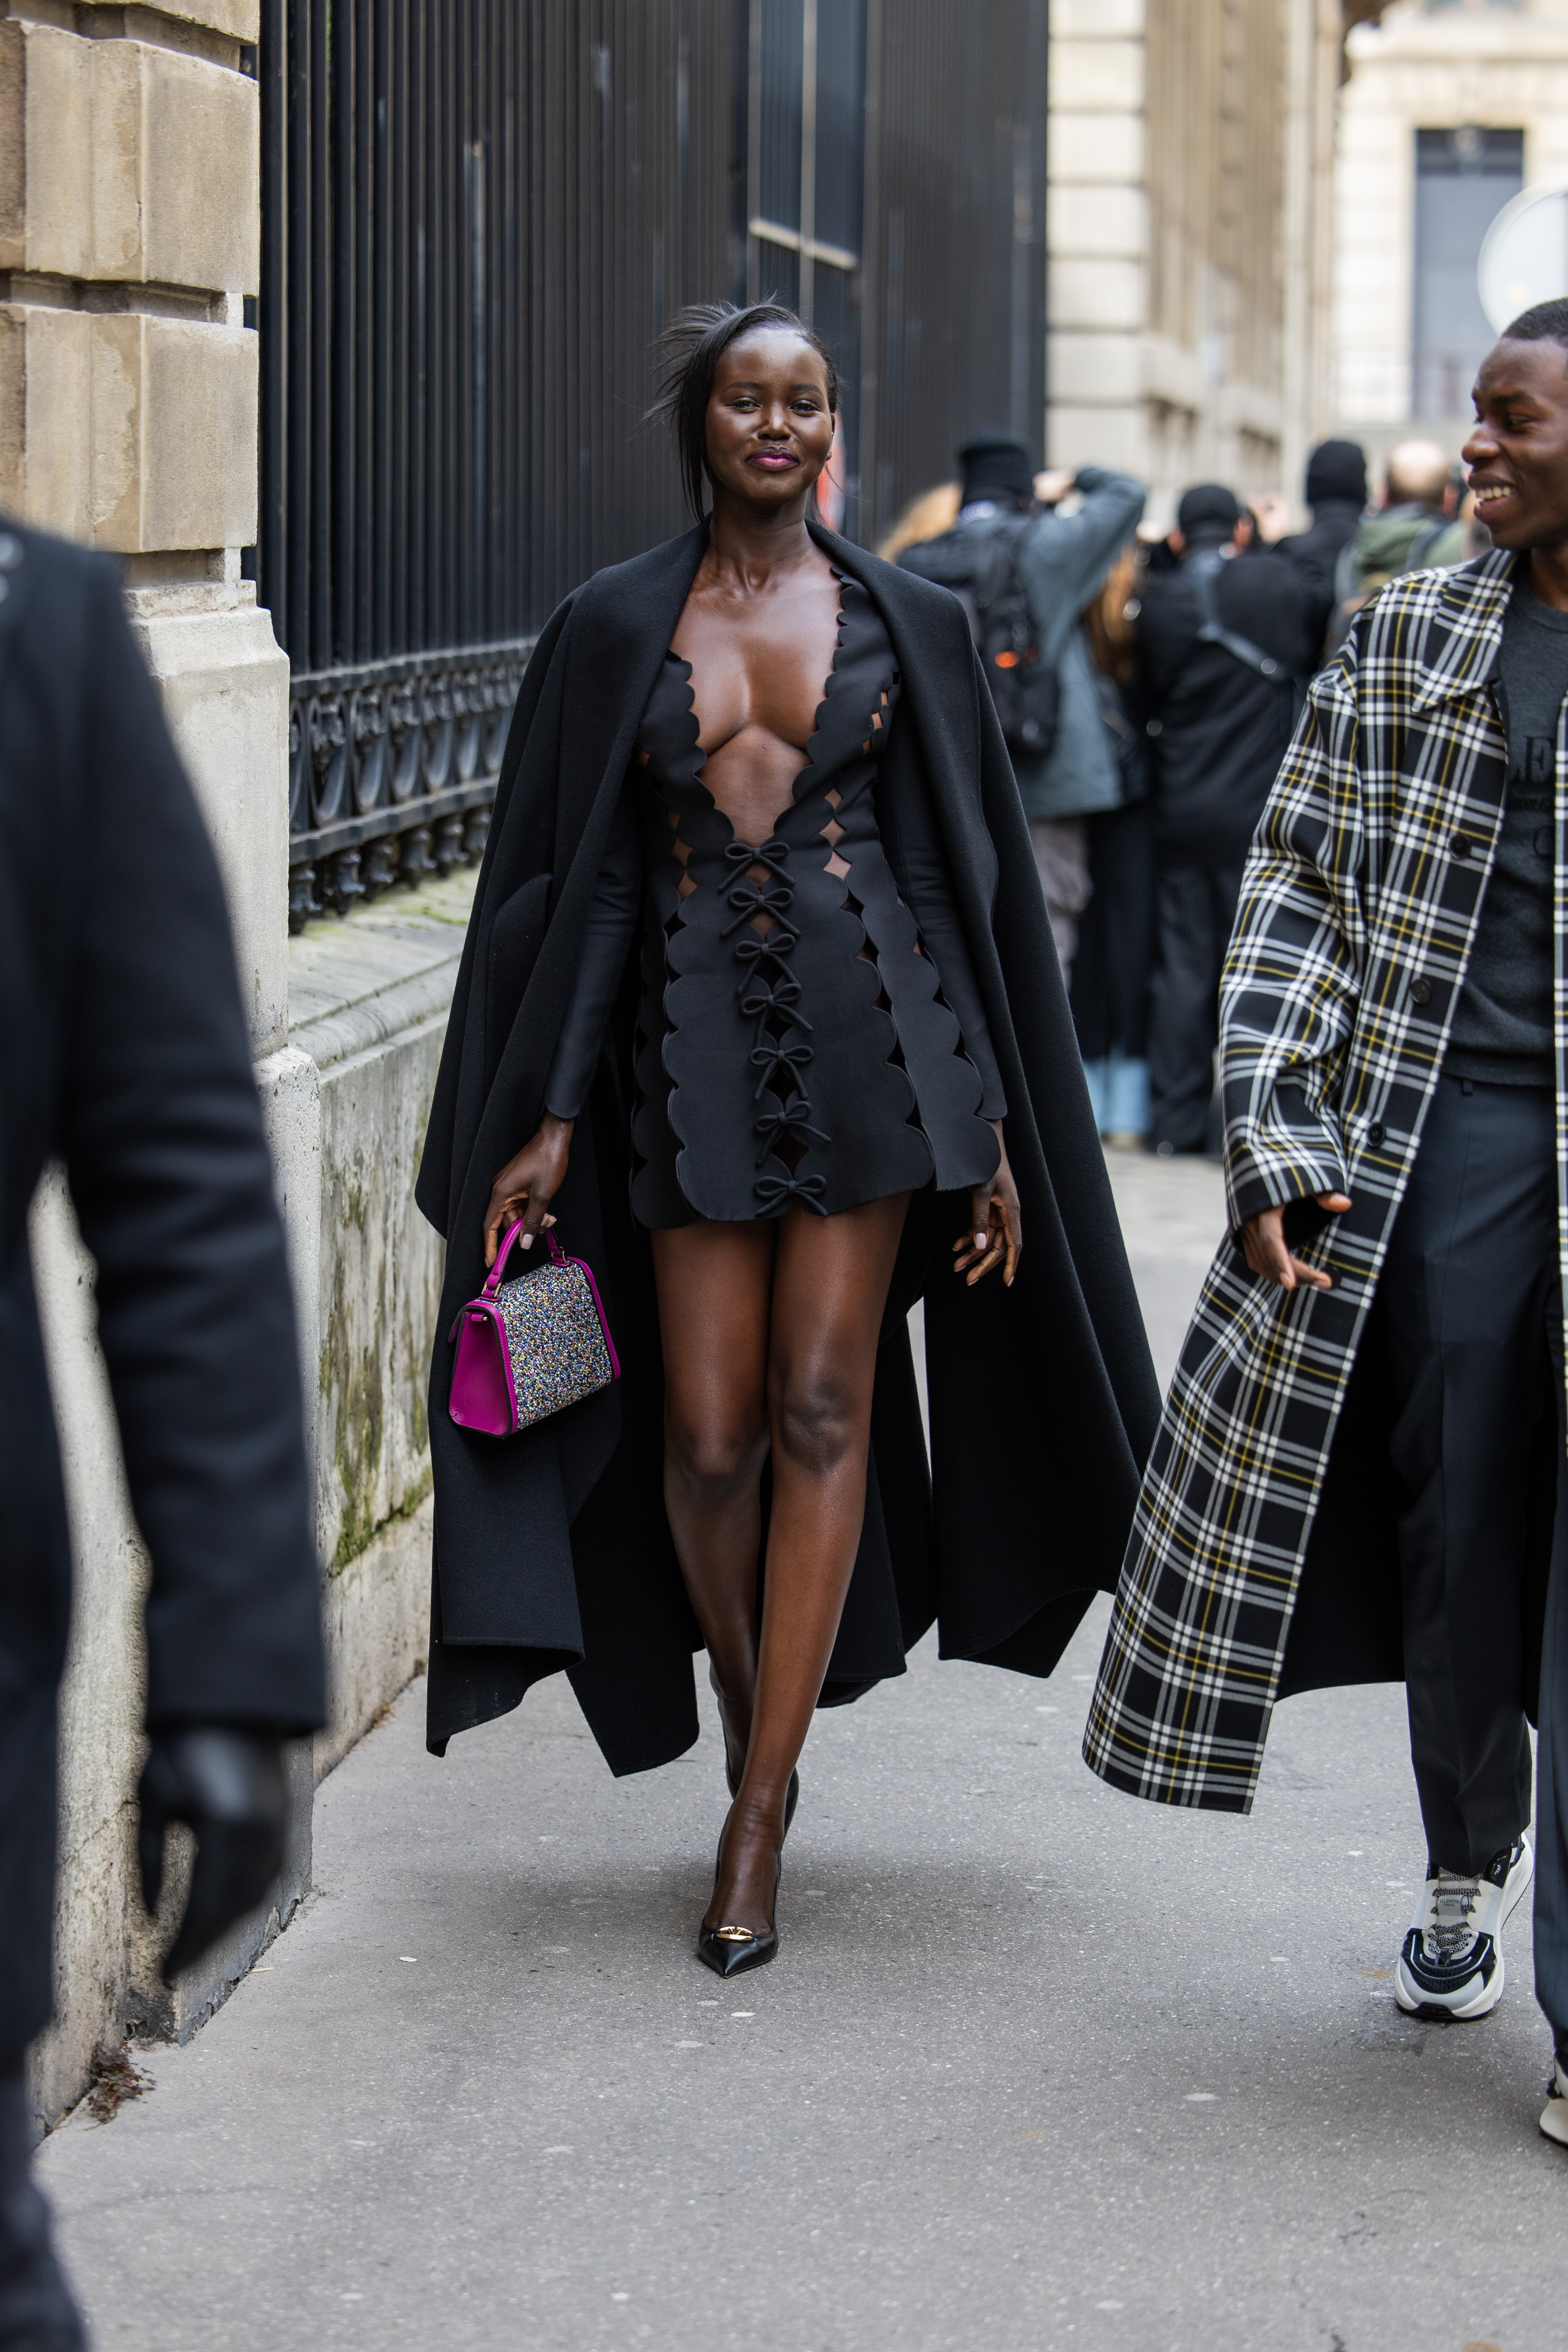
43, 1149, 1566, 2351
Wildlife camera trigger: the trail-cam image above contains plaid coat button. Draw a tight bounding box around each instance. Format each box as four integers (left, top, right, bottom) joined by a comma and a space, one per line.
1368, 1120, 1385, 1148
1409, 976, 1432, 1005
1449, 833, 1470, 858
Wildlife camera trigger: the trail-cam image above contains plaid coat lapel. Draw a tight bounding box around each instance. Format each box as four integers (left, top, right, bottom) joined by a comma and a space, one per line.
1084, 550, 1532, 1810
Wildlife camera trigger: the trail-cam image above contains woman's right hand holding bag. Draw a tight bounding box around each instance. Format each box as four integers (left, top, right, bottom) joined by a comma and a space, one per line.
483, 1112, 574, 1267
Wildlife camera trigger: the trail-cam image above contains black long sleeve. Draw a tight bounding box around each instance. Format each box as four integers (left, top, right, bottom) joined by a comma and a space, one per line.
544, 782, 643, 1118
897, 814, 1008, 1122
62, 556, 327, 1735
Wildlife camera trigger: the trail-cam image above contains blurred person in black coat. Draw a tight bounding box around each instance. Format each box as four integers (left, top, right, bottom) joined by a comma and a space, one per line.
0, 521, 326, 2349
1136, 484, 1321, 1154
1274, 436, 1368, 643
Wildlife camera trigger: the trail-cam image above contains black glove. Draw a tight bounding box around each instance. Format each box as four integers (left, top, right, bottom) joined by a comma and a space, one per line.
137, 1730, 289, 1983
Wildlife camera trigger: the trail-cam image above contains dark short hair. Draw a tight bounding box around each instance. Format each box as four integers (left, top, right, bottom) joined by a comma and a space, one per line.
1501, 298, 1568, 355
649, 301, 838, 519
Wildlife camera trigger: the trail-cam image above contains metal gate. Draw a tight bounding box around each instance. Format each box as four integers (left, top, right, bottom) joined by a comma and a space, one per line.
258, 0, 738, 923
258, 0, 1045, 925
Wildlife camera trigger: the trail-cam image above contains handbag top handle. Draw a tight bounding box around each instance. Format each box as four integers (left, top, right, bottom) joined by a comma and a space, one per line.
483, 1219, 564, 1295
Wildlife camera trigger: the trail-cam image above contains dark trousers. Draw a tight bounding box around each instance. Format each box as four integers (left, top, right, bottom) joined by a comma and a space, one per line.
0, 2075, 85, 2351
1381, 1077, 1568, 2053
1146, 860, 1243, 1152
1070, 798, 1156, 1063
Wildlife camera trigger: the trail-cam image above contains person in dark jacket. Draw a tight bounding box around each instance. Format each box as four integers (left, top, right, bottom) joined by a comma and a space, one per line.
940, 435, 1145, 977
1274, 436, 1368, 640
1070, 541, 1154, 1143
0, 521, 327, 2349
1136, 483, 1321, 1154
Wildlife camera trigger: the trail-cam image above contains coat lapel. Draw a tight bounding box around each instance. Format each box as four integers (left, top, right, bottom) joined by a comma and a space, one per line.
1409, 546, 1516, 710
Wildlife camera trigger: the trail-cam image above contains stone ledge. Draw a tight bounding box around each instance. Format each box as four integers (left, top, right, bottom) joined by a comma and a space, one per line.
288, 868, 479, 1071
81, 1, 258, 59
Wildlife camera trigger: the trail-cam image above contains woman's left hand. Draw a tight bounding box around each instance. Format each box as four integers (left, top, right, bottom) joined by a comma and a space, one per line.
953, 1122, 1022, 1288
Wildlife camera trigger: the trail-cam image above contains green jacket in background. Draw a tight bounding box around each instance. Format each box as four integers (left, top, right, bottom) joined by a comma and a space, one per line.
1342, 501, 1468, 600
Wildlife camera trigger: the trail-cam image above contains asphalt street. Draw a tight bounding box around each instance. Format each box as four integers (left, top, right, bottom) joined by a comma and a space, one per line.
42, 1149, 1567, 2352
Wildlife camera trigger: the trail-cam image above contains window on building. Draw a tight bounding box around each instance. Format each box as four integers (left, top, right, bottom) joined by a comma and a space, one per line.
744, 0, 867, 527
1412, 125, 1523, 418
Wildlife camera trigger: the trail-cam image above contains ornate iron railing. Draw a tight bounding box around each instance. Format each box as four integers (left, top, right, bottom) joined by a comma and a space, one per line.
285, 638, 533, 929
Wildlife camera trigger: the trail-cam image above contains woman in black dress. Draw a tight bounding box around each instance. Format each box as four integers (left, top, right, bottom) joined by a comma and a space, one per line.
417, 304, 1158, 1979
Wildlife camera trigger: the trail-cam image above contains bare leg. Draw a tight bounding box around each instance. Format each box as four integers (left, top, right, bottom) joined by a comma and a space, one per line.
651, 1220, 776, 1777
709, 1191, 910, 1933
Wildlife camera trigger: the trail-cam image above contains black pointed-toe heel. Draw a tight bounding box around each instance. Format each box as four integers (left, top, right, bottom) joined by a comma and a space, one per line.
696, 1852, 782, 1979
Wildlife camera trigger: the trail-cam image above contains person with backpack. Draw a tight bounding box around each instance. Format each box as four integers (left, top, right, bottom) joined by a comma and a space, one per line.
1136, 483, 1321, 1155
898, 433, 1145, 976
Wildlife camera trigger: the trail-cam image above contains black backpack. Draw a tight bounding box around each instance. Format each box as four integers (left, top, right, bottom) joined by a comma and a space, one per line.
897, 516, 1060, 760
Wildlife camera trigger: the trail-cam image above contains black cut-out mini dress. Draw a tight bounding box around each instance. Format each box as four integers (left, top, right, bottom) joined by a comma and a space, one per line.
544, 573, 1005, 1227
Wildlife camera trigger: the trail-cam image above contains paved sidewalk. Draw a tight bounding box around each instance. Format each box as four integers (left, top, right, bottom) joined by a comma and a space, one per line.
43, 1154, 1566, 2352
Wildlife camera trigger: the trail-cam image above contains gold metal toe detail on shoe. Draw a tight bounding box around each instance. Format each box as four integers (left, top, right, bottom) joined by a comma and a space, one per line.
715, 1925, 756, 1942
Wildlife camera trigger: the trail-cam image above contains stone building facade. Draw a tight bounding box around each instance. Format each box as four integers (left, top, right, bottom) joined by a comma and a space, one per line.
1048, 0, 1345, 527
1332, 0, 1568, 472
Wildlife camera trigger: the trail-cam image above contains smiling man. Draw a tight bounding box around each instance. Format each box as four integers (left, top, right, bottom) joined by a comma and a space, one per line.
1084, 300, 1568, 2148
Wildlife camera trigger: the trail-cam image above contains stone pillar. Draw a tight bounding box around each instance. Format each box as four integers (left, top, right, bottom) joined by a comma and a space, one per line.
1047, 0, 1335, 528
1046, 0, 1152, 486
3, 1, 312, 2121
0, 0, 287, 1048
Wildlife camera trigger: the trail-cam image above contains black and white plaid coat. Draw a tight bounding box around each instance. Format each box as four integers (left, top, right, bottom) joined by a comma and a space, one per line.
1084, 548, 1554, 1810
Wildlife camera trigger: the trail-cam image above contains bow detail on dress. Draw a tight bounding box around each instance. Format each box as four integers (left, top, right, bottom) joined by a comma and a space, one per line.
753, 1104, 833, 1161
749, 1036, 816, 1099
752, 1171, 829, 1216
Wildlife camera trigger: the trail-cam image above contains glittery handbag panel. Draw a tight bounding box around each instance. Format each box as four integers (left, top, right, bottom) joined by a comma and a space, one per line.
494, 1257, 614, 1429
448, 1222, 620, 1438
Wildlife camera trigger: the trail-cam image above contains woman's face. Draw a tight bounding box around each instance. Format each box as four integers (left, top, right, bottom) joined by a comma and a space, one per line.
703, 328, 836, 513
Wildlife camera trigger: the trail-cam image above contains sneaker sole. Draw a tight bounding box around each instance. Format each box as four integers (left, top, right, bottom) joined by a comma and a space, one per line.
1541, 2098, 1568, 2147
1395, 1953, 1504, 2020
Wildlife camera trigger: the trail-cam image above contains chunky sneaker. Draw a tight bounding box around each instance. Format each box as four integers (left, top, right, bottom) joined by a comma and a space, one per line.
1540, 2061, 1568, 2147
1394, 1835, 1533, 2020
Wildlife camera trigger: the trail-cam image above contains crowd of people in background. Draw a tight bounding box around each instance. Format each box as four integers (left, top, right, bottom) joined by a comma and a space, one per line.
881, 421, 1492, 1161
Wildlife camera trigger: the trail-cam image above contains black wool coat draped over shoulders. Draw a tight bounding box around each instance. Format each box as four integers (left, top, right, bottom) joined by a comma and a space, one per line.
415, 521, 1160, 1767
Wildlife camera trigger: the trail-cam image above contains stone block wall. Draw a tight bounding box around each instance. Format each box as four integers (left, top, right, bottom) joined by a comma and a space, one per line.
6, 0, 311, 2126
1047, 0, 1340, 525
288, 875, 480, 1776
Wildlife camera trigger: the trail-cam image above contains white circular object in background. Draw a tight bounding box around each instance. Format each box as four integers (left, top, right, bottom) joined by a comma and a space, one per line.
1479, 182, 1568, 334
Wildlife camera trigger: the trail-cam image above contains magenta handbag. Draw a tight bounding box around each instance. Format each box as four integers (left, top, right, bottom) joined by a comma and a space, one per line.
447, 1220, 620, 1437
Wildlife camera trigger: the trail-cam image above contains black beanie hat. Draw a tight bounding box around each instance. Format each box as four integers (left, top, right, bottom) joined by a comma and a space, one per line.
1177, 483, 1243, 537
958, 431, 1035, 502
1304, 438, 1367, 509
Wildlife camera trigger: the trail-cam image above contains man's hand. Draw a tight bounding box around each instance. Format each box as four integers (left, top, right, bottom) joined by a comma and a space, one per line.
1240, 1193, 1352, 1291
1034, 468, 1075, 507
138, 1730, 289, 1983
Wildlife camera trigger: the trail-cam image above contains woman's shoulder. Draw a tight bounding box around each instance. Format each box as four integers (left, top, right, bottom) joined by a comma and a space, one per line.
571, 524, 708, 625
